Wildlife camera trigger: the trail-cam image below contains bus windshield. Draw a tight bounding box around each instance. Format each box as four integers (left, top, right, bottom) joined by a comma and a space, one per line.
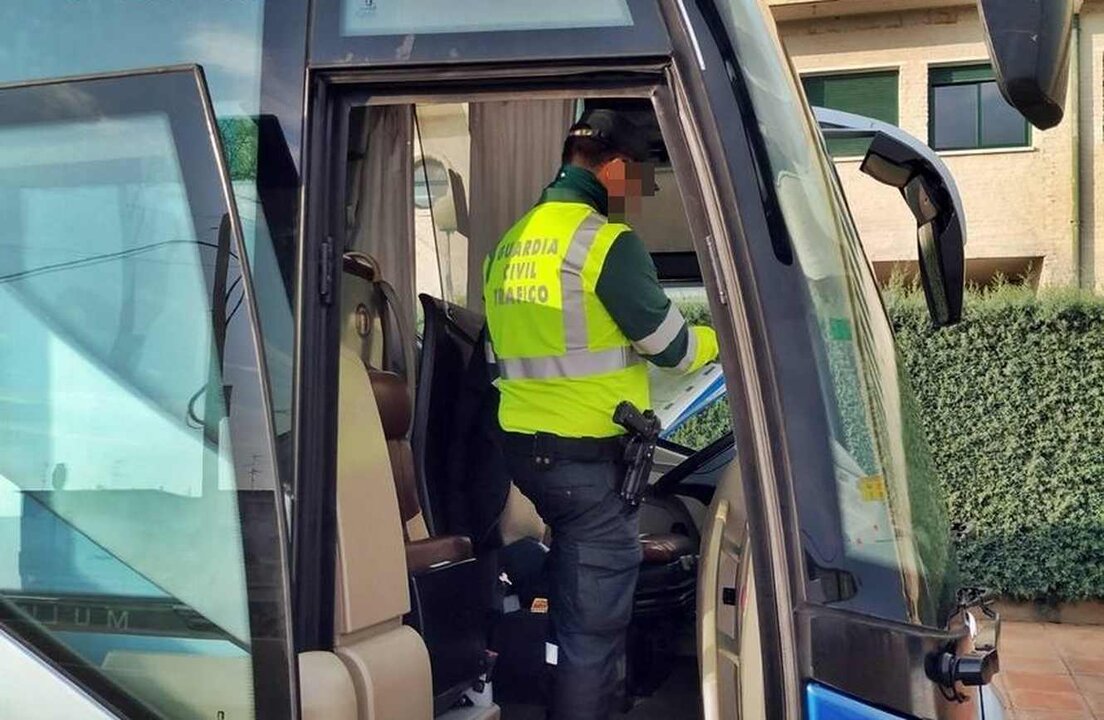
713, 0, 958, 627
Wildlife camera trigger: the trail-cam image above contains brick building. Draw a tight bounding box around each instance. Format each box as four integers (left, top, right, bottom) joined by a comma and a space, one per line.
770, 0, 1104, 289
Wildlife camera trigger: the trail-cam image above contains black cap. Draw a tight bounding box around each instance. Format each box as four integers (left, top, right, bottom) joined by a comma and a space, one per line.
567, 109, 650, 163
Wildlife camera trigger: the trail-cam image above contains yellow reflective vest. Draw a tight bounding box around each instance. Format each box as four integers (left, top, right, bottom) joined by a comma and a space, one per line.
484, 199, 716, 438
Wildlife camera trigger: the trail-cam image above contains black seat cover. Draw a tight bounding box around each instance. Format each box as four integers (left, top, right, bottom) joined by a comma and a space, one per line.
448, 323, 516, 549
415, 294, 512, 548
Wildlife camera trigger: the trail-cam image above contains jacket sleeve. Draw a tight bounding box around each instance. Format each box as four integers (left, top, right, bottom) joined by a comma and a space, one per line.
595, 229, 719, 374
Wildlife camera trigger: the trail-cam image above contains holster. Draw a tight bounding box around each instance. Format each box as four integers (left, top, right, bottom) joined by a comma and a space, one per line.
612, 402, 661, 507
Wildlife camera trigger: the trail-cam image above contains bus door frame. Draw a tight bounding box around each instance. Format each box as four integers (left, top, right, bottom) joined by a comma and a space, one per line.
294, 48, 796, 717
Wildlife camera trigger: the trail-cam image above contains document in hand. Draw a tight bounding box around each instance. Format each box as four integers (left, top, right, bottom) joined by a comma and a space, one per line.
647, 362, 726, 438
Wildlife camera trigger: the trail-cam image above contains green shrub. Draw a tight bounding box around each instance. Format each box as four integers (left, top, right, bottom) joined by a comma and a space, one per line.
673, 283, 1104, 601
890, 283, 1104, 602
668, 396, 730, 449
217, 117, 259, 181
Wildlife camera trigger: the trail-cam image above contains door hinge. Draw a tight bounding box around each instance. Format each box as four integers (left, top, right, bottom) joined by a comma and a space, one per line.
319, 236, 335, 305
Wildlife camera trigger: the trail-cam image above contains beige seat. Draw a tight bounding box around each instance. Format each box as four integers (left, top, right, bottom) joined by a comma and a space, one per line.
330, 346, 433, 720
335, 257, 496, 720
299, 252, 428, 720
368, 367, 491, 714
299, 652, 358, 720
499, 483, 547, 548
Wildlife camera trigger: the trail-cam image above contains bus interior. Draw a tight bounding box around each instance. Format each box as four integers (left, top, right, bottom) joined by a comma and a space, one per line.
323, 88, 739, 719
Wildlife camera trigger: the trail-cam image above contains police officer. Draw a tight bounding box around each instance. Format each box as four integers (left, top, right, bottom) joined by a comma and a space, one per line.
483, 109, 718, 720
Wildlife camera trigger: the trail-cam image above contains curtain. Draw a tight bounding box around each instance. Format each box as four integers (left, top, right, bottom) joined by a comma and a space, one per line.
468, 99, 575, 311
348, 104, 416, 323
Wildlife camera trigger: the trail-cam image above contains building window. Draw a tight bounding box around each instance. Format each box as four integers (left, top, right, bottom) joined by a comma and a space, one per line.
929, 64, 1030, 151
802, 70, 899, 157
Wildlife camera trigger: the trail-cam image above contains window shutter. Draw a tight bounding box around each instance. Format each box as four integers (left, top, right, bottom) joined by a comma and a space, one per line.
802, 71, 899, 157
930, 64, 995, 85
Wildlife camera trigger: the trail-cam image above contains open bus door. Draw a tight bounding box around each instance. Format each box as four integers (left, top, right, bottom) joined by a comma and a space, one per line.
0, 65, 296, 718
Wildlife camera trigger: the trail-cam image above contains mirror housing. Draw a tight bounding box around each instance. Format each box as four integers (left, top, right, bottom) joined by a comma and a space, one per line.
446, 168, 470, 237
977, 0, 1074, 130
814, 107, 966, 327
427, 165, 470, 238
862, 134, 965, 327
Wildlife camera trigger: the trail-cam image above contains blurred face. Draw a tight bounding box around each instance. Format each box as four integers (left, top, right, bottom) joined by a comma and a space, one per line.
596, 157, 656, 219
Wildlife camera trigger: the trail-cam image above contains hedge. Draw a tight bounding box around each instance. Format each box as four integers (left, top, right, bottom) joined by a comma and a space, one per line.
217, 117, 259, 181
671, 285, 1104, 602
891, 284, 1104, 602
669, 302, 731, 451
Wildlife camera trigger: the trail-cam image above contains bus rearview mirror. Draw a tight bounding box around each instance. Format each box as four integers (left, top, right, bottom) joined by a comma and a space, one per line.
814, 107, 966, 326
447, 169, 470, 237
858, 151, 911, 189
860, 133, 965, 327
430, 168, 470, 237
977, 0, 1074, 130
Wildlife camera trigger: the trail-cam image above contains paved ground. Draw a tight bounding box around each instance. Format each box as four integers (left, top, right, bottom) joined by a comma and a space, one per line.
503, 620, 1104, 719
994, 621, 1104, 719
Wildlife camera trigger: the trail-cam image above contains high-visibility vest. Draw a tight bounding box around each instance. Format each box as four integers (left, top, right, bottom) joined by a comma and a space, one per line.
484, 201, 646, 438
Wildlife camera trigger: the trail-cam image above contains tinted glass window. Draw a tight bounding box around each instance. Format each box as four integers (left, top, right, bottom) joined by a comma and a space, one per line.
0, 71, 291, 717
414, 104, 473, 310
0, 2, 262, 113
342, 0, 631, 36
929, 65, 1029, 151
979, 82, 1029, 147
932, 83, 979, 150
715, 0, 957, 627
312, 0, 668, 67
0, 0, 296, 444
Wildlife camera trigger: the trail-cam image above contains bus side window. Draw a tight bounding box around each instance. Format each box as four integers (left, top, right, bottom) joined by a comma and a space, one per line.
0, 69, 292, 718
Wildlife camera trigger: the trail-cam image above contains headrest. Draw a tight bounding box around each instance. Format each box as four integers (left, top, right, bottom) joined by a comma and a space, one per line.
368, 370, 411, 440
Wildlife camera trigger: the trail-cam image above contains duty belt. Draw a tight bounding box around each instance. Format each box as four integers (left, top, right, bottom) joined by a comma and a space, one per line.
501, 431, 624, 466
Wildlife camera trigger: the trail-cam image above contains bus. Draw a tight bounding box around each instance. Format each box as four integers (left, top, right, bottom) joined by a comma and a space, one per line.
0, 0, 1072, 718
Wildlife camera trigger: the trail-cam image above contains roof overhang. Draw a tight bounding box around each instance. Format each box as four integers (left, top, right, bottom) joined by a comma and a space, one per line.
768, 0, 972, 23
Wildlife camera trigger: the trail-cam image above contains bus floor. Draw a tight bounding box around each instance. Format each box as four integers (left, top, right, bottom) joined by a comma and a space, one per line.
499, 654, 702, 720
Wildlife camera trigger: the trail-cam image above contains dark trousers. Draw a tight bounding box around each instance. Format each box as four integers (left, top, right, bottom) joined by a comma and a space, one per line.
505, 452, 641, 720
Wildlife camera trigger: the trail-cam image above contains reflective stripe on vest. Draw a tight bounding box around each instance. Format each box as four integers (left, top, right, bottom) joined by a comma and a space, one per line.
498, 346, 640, 381
675, 322, 699, 373
560, 213, 603, 352
633, 303, 685, 357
